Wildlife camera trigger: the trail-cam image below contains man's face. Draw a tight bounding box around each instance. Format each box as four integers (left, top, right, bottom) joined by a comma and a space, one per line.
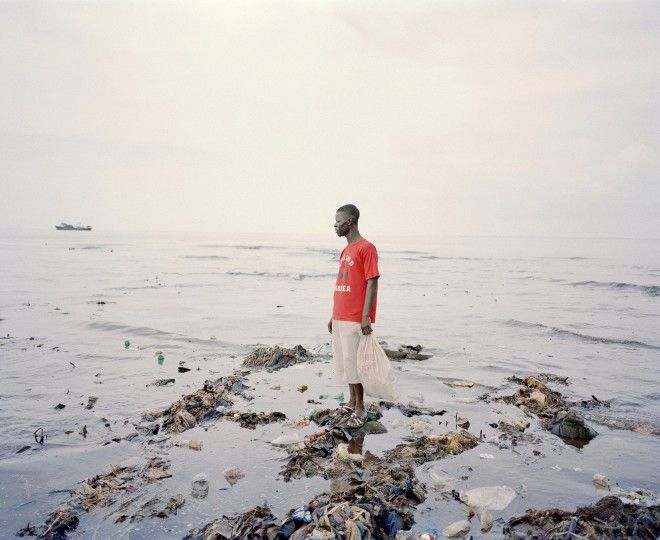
334, 212, 352, 237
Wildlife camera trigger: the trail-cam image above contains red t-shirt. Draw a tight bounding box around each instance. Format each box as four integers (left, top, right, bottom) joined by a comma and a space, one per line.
332, 239, 380, 323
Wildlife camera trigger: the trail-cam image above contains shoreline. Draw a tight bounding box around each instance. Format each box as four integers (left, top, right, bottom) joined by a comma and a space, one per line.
11, 344, 659, 539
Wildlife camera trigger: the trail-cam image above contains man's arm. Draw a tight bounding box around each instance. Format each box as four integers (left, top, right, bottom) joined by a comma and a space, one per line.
361, 277, 379, 335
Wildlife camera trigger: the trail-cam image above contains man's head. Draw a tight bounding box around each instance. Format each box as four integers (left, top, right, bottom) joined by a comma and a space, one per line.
334, 204, 360, 237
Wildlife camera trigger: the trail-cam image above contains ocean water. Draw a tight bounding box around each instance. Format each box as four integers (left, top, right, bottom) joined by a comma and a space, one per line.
0, 230, 658, 537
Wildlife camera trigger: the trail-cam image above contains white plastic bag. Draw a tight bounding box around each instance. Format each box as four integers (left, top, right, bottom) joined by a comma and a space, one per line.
357, 334, 398, 401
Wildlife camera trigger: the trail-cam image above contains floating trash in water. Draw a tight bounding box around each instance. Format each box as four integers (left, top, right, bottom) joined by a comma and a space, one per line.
319, 392, 344, 401
593, 473, 611, 489
191, 473, 209, 498
223, 467, 245, 486
124, 340, 130, 349
442, 519, 471, 537
460, 485, 517, 510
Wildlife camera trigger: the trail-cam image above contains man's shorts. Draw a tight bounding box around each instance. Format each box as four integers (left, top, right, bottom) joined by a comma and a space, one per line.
331, 320, 362, 384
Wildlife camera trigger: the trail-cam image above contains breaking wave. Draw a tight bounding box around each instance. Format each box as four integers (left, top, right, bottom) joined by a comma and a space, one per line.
567, 281, 660, 297
227, 271, 335, 280
504, 319, 660, 350
181, 255, 230, 260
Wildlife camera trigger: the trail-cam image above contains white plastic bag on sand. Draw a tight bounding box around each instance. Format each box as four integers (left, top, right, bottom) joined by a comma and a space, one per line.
460, 486, 516, 510
442, 519, 471, 537
357, 334, 398, 401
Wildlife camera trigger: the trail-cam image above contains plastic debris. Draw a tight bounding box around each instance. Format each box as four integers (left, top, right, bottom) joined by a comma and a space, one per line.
456, 417, 470, 429
160, 375, 249, 433
319, 392, 344, 401
504, 496, 660, 539
271, 433, 302, 447
219, 410, 286, 429
291, 506, 312, 524
124, 340, 130, 349
243, 345, 311, 371
460, 486, 517, 510
479, 508, 493, 532
298, 384, 308, 393
442, 519, 471, 537
479, 453, 494, 460
445, 380, 475, 388
157, 353, 165, 365
85, 396, 98, 409
335, 443, 365, 463
379, 401, 447, 418
191, 473, 209, 498
593, 473, 611, 489
173, 437, 203, 451
151, 378, 175, 387
498, 375, 599, 443
17, 509, 79, 539
383, 344, 432, 361
223, 466, 245, 486
428, 467, 454, 492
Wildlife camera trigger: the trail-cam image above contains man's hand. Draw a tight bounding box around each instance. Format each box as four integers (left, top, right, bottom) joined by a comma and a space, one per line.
361, 316, 372, 335
328, 318, 333, 334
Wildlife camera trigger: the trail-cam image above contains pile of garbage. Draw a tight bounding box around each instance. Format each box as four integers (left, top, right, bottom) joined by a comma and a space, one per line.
114, 493, 185, 523
189, 451, 426, 539
280, 427, 350, 481
384, 432, 479, 466
190, 427, 481, 539
243, 344, 312, 370
17, 509, 79, 539
74, 457, 171, 512
497, 375, 599, 443
218, 410, 286, 429
159, 374, 251, 433
183, 505, 278, 540
504, 495, 660, 539
18, 457, 173, 537
382, 344, 431, 361
310, 403, 388, 434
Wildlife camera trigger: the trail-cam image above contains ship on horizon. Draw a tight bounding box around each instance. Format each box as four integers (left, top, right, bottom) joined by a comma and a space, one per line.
55, 222, 92, 231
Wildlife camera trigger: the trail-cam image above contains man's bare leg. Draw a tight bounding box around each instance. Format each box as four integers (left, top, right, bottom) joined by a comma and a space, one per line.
346, 384, 356, 410
350, 383, 365, 418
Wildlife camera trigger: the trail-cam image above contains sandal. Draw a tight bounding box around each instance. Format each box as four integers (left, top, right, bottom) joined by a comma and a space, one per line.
342, 412, 367, 429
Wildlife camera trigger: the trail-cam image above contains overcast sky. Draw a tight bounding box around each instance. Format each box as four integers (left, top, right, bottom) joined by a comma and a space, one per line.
1, 1, 658, 238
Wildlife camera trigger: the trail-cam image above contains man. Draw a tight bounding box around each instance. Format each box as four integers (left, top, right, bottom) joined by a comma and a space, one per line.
328, 204, 380, 428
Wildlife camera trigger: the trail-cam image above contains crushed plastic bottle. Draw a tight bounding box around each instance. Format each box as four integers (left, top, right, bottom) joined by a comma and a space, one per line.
191, 473, 209, 498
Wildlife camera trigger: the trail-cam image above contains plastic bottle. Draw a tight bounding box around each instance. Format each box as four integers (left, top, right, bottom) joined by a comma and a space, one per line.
191, 473, 209, 498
